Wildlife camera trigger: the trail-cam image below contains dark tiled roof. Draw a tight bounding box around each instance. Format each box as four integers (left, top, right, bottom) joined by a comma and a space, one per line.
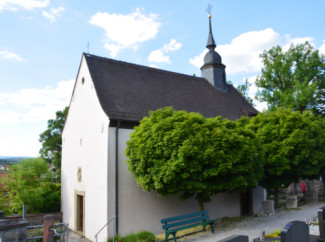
84, 53, 258, 122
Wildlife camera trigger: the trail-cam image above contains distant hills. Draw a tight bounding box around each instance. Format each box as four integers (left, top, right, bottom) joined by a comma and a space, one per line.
0, 156, 33, 165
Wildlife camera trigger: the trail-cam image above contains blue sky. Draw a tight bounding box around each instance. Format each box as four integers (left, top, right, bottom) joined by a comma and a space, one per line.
0, 0, 325, 157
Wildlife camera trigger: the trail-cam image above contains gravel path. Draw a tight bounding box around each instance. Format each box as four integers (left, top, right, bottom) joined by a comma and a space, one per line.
182, 202, 325, 242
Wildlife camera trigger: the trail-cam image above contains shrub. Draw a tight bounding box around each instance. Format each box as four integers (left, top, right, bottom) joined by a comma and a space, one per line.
124, 233, 137, 242
136, 230, 156, 241
107, 235, 123, 242
107, 230, 156, 242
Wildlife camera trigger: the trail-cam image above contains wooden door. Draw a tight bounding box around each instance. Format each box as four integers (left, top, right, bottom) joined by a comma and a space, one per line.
77, 195, 84, 232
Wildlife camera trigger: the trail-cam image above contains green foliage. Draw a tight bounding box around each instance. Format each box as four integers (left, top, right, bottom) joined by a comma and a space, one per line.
265, 229, 281, 239
0, 157, 24, 164
256, 42, 325, 116
123, 233, 138, 242
0, 180, 12, 215
107, 235, 123, 242
135, 230, 156, 241
107, 231, 155, 242
236, 79, 254, 105
2, 157, 61, 214
248, 108, 325, 189
39, 106, 68, 178
126, 107, 264, 204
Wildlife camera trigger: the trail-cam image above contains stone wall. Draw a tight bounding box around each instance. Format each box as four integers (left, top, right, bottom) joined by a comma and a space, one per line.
0, 211, 28, 242
6, 212, 62, 226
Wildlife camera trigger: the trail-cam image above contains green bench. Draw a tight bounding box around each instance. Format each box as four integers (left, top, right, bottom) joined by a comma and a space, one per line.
160, 210, 216, 242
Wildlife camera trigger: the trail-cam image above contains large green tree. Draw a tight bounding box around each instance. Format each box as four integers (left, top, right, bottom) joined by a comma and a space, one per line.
126, 107, 264, 210
39, 107, 68, 174
2, 158, 61, 214
248, 108, 325, 205
256, 42, 325, 116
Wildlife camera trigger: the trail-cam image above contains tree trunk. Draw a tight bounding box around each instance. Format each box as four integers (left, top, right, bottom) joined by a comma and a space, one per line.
198, 200, 204, 211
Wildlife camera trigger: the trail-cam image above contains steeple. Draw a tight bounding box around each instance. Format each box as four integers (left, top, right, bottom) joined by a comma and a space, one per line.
201, 9, 227, 92
207, 15, 216, 50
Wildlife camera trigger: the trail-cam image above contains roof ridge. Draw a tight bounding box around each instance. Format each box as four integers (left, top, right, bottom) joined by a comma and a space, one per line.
83, 52, 204, 81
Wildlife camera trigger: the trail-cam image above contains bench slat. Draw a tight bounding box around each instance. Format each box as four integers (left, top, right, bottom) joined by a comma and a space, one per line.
162, 215, 209, 230
167, 220, 215, 234
161, 210, 208, 224
161, 210, 216, 242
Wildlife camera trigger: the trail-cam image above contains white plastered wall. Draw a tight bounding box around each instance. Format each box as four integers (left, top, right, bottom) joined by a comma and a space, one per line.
111, 128, 242, 236
61, 55, 110, 242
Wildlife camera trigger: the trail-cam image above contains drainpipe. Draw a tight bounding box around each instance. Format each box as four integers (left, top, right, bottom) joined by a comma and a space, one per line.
115, 120, 121, 234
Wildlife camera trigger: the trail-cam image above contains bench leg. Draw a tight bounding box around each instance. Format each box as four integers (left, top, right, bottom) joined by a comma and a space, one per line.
165, 232, 169, 242
172, 232, 177, 242
210, 223, 215, 233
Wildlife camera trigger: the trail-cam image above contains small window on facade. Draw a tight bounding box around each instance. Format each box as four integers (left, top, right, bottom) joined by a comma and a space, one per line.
81, 77, 85, 85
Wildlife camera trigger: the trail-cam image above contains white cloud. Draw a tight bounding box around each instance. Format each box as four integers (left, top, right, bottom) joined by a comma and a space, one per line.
148, 38, 182, 63
0, 79, 74, 123
42, 7, 64, 22
0, 50, 25, 62
190, 28, 280, 75
189, 50, 207, 70
282, 35, 315, 51
320, 40, 325, 55
89, 8, 161, 57
162, 39, 182, 52
0, 0, 49, 12
148, 49, 170, 63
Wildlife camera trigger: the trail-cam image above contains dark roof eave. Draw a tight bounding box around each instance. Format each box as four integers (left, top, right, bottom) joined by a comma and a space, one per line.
109, 118, 139, 129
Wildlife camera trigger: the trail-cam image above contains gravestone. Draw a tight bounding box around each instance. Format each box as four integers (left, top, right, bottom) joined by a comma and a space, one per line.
286, 195, 297, 208
218, 235, 249, 242
262, 200, 275, 215
318, 206, 325, 242
281, 221, 309, 242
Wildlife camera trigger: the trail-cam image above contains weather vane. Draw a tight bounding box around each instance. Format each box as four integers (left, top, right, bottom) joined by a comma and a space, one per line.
206, 4, 213, 17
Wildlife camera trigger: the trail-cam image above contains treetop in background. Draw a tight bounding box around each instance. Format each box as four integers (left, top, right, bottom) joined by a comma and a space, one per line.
256, 41, 325, 116
39, 106, 68, 176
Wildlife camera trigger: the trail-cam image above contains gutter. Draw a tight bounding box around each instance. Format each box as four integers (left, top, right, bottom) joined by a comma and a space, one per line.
115, 120, 121, 234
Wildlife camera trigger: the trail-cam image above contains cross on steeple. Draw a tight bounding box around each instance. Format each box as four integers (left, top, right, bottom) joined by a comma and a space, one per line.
206, 4, 213, 16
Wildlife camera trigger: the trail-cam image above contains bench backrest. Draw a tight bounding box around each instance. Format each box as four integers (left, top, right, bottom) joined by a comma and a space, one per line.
161, 211, 210, 230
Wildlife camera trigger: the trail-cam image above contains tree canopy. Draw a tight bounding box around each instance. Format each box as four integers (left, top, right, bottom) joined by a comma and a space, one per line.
255, 42, 325, 116
39, 106, 68, 174
126, 107, 264, 209
1, 157, 60, 214
248, 108, 325, 190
